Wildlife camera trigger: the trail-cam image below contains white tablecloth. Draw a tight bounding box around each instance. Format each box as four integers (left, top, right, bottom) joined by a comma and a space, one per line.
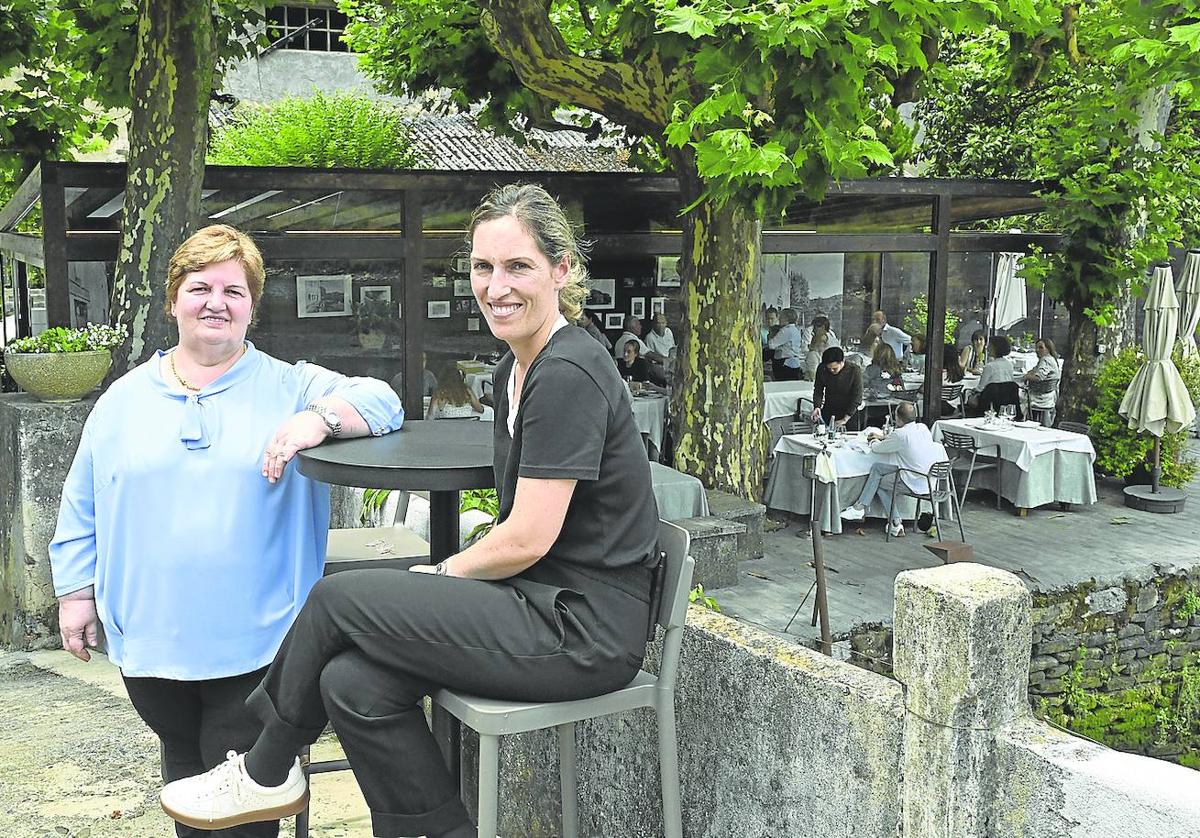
932, 418, 1097, 510
631, 393, 668, 460
649, 462, 709, 521
765, 431, 950, 534
763, 381, 814, 422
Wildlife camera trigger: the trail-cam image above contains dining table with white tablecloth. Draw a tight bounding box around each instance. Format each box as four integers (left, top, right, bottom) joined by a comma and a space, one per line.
764, 430, 951, 534
763, 380, 816, 451
649, 461, 709, 521
932, 418, 1097, 511
631, 392, 668, 460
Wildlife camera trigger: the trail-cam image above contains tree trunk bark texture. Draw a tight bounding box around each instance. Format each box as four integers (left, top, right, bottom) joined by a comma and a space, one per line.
671, 173, 766, 500
109, 0, 217, 374
1059, 298, 1101, 423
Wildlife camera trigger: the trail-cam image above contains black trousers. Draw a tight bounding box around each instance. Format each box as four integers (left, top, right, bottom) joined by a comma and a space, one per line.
246, 565, 649, 838
772, 360, 801, 381
123, 667, 277, 838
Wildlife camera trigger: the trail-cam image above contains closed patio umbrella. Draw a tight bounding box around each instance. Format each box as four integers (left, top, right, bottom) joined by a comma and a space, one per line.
1177, 249, 1200, 357
1119, 263, 1196, 500
989, 252, 1027, 332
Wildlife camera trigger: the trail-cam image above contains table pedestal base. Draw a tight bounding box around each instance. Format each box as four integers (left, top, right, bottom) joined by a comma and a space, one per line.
1123, 485, 1187, 514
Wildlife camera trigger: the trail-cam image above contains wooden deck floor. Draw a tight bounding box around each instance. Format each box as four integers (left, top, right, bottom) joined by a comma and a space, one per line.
717, 442, 1200, 651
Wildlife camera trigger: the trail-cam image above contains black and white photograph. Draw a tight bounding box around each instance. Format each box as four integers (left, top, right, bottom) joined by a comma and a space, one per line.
359, 285, 392, 306
453, 257, 471, 274
453, 298, 478, 314
431, 274, 449, 288
604, 312, 624, 329
467, 317, 480, 332
454, 278, 472, 296
427, 300, 451, 319
296, 274, 352, 318
631, 297, 645, 319
586, 277, 616, 310
651, 296, 666, 316
656, 256, 681, 288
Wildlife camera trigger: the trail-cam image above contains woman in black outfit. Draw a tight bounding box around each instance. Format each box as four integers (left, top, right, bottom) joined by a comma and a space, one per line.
160, 184, 661, 838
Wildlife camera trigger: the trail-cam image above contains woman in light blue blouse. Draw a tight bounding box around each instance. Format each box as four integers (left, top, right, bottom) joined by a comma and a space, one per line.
49, 225, 404, 838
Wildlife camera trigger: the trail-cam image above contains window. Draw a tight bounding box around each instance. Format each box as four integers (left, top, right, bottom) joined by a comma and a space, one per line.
265, 5, 350, 52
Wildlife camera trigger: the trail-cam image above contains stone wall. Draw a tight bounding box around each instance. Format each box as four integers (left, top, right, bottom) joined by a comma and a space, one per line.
0, 395, 93, 649
849, 566, 1200, 766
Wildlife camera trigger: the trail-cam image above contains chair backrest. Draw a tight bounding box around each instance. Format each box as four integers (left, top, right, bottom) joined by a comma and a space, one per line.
654, 520, 696, 690
941, 429, 977, 452
785, 418, 813, 435
921, 460, 954, 502
979, 381, 1021, 410
942, 383, 964, 401
1058, 420, 1091, 436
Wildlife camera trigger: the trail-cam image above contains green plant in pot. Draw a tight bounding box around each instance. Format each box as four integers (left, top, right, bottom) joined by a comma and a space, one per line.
355, 294, 392, 350
1088, 347, 1199, 487
4, 323, 128, 402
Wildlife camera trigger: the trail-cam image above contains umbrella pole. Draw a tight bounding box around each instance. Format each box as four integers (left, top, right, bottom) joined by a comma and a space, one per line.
1152, 436, 1161, 494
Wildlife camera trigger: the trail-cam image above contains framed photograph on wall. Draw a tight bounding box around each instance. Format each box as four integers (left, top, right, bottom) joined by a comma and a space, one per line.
630, 297, 646, 319
587, 277, 617, 310
656, 256, 681, 288
604, 312, 624, 330
427, 300, 451, 319
651, 296, 666, 316
453, 257, 471, 274
359, 285, 392, 306
296, 274, 352, 318
467, 317, 481, 332
453, 278, 472, 297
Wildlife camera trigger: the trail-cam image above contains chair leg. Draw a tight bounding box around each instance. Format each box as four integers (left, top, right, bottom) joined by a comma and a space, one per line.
557, 723, 579, 838
954, 489, 966, 542
477, 734, 500, 838
656, 698, 683, 838
295, 745, 311, 838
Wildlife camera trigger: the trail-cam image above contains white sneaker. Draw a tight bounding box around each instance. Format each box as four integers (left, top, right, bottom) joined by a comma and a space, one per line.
887, 522, 906, 538
840, 505, 865, 521
160, 750, 308, 830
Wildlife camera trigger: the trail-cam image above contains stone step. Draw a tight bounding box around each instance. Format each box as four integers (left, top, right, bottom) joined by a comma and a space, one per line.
704, 488, 766, 560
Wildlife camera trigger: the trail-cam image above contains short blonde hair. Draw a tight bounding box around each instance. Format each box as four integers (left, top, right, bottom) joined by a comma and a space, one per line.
165, 224, 266, 318
466, 184, 590, 322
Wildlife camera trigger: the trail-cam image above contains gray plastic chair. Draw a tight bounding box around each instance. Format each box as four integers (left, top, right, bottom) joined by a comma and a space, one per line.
941, 429, 1001, 509
433, 520, 695, 838
886, 460, 965, 542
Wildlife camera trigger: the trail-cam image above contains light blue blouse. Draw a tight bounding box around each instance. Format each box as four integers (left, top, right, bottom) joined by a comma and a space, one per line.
49, 342, 404, 679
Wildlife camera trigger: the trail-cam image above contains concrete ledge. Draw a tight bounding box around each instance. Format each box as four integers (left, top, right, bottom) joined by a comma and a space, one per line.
676, 516, 743, 590
461, 605, 905, 837
704, 488, 766, 560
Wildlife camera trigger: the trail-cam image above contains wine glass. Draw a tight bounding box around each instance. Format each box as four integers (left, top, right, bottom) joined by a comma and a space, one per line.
1001, 404, 1016, 423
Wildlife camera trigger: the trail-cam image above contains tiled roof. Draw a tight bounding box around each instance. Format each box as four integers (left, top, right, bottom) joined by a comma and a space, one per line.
405, 114, 635, 173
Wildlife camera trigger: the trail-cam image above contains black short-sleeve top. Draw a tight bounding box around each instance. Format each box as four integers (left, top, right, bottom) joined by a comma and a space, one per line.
493, 324, 659, 600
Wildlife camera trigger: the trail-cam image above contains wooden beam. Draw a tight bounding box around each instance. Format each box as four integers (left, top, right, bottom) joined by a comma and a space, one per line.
40, 165, 72, 328
923, 194, 952, 422
0, 232, 45, 268
0, 164, 42, 231
402, 191, 425, 418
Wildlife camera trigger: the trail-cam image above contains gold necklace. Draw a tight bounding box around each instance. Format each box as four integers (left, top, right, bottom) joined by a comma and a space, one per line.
169, 345, 244, 393
169, 351, 201, 392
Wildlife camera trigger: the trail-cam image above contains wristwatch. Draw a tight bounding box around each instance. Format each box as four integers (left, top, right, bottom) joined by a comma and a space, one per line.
304, 402, 342, 438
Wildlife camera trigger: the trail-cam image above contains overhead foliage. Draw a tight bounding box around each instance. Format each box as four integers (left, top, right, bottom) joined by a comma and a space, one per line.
208, 92, 418, 169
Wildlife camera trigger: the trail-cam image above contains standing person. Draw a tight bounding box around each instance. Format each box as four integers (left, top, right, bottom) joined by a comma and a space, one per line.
1023, 337, 1062, 425
873, 310, 912, 360
426, 361, 485, 419
839, 402, 945, 537
810, 346, 863, 429
804, 320, 832, 380
768, 307, 805, 381
159, 185, 661, 838
761, 306, 780, 376
800, 314, 840, 350
49, 225, 404, 838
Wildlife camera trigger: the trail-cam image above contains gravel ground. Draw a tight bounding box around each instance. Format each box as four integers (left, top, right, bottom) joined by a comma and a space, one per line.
0, 652, 372, 838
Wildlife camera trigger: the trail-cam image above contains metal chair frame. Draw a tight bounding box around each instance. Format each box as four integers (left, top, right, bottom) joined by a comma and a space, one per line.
940, 383, 965, 419
433, 520, 694, 838
940, 429, 1002, 509
886, 460, 965, 542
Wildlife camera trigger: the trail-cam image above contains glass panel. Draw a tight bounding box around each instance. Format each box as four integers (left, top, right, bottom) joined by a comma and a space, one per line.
778, 195, 935, 234
880, 252, 933, 348
203, 189, 404, 233
947, 251, 993, 349
308, 29, 328, 51
66, 261, 115, 327
253, 258, 405, 392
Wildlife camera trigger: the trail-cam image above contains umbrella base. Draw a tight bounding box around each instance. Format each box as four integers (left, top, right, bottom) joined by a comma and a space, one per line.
1123, 485, 1187, 514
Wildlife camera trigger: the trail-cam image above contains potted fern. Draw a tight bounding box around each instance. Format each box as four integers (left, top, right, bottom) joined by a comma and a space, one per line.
4, 323, 127, 402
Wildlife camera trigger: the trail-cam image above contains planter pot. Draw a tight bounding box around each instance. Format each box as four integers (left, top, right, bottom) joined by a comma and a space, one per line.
4, 349, 111, 402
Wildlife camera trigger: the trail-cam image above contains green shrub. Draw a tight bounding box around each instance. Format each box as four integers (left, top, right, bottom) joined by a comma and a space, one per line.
903, 294, 959, 346
1087, 348, 1199, 487
207, 92, 417, 169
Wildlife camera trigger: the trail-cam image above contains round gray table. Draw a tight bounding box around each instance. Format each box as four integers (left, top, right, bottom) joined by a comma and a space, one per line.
298, 419, 494, 563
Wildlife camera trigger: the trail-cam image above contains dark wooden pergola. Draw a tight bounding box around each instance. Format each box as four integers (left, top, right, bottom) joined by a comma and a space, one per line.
1, 161, 1062, 419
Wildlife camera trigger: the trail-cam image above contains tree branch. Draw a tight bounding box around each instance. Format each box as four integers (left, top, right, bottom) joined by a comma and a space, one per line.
479, 0, 685, 139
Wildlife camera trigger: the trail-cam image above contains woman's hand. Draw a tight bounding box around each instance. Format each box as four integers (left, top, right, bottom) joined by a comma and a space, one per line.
262, 411, 331, 484
59, 596, 99, 662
